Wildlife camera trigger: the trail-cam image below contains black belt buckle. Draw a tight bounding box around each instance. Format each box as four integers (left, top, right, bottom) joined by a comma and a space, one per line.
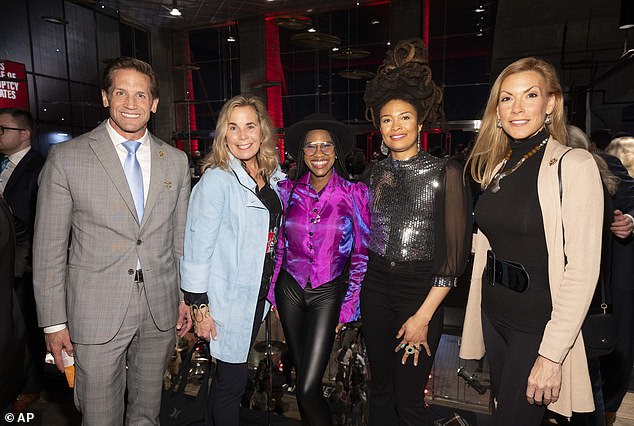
134, 269, 144, 283
485, 250, 530, 293
485, 250, 497, 287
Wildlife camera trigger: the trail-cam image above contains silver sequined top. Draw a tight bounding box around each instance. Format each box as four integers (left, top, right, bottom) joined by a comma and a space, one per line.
367, 151, 471, 287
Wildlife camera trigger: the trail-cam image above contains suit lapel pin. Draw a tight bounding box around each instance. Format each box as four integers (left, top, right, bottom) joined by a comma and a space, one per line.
548, 158, 558, 166
164, 180, 172, 189
158, 150, 166, 158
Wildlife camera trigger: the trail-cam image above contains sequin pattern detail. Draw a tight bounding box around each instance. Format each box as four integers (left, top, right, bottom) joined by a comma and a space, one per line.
368, 151, 448, 262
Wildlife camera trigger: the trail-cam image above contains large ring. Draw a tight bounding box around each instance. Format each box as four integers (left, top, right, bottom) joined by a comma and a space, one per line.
405, 344, 417, 355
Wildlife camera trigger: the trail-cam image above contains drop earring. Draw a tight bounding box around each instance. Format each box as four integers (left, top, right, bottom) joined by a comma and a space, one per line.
544, 113, 552, 125
496, 119, 503, 129
380, 140, 389, 156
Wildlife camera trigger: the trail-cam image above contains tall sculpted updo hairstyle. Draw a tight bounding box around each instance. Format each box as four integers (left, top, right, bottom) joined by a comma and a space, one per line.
364, 38, 444, 130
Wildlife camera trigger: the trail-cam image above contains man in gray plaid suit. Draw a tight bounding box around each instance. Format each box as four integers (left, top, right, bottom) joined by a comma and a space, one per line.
33, 57, 192, 425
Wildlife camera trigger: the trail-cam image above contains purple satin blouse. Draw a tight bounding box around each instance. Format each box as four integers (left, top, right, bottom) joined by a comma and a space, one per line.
268, 171, 370, 323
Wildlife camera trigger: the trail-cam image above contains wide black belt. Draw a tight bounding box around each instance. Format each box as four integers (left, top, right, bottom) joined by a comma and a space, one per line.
485, 250, 530, 293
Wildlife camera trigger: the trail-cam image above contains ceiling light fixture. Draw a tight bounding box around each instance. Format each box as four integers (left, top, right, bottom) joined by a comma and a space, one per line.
619, 0, 634, 30
169, 0, 181, 16
41, 16, 69, 25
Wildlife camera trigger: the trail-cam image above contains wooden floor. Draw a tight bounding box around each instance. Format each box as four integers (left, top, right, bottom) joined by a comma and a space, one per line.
615, 392, 634, 425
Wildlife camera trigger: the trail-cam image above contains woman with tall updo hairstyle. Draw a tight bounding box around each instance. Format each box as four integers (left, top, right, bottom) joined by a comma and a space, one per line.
362, 38, 472, 425
460, 58, 604, 425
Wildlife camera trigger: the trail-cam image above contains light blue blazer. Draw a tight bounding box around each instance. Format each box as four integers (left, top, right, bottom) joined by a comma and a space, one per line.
180, 154, 284, 363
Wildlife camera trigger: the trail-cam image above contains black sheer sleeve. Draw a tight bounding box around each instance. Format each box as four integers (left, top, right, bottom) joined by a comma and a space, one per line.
431, 159, 473, 286
183, 290, 209, 306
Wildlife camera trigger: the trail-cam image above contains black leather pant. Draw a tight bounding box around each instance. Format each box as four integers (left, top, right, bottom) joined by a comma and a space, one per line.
275, 269, 343, 426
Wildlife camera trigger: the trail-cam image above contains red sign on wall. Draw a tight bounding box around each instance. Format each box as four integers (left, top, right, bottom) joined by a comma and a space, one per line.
0, 60, 29, 110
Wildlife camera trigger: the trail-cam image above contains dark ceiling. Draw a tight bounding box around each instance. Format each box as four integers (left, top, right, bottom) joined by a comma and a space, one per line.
94, 0, 384, 30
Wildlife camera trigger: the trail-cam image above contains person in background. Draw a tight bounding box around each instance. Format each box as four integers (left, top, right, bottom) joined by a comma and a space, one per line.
0, 108, 45, 412
590, 130, 613, 153
0, 193, 27, 415
33, 57, 192, 424
180, 94, 284, 426
362, 38, 472, 425
460, 57, 604, 425
268, 113, 370, 426
602, 135, 634, 425
565, 125, 616, 426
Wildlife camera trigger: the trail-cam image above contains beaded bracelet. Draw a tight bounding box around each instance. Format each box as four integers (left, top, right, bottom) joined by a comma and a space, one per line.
190, 304, 210, 324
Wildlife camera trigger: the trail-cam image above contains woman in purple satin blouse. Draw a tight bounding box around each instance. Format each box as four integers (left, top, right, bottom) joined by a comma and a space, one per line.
268, 113, 370, 426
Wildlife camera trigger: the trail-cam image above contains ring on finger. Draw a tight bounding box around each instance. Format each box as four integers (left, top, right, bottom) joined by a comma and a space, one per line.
405, 344, 417, 355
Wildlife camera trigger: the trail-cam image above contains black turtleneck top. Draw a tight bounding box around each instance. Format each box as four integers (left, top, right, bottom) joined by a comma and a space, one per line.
475, 128, 552, 333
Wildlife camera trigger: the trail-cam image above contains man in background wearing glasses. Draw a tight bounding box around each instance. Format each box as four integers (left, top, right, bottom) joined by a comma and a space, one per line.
0, 107, 45, 413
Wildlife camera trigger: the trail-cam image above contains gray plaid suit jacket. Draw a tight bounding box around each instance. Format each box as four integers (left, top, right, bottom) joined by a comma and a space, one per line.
33, 121, 190, 344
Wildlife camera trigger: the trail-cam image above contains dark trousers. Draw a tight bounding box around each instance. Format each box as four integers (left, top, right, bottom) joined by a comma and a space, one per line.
360, 255, 444, 426
205, 296, 266, 426
14, 274, 45, 394
275, 269, 344, 426
482, 311, 546, 426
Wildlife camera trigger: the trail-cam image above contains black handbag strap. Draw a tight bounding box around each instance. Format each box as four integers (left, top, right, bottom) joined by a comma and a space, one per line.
169, 339, 211, 395
558, 149, 608, 313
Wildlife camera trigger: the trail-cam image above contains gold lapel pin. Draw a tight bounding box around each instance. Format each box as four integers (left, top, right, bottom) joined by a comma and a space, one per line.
158, 150, 166, 158
548, 158, 558, 166
164, 181, 173, 189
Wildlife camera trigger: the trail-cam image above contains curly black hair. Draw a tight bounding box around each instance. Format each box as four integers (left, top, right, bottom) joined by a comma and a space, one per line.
364, 38, 443, 130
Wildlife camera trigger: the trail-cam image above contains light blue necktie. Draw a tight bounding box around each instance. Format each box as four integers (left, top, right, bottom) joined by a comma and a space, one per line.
0, 156, 9, 173
122, 140, 144, 221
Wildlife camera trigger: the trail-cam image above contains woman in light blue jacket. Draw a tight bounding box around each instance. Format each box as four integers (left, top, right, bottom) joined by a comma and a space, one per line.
180, 94, 284, 426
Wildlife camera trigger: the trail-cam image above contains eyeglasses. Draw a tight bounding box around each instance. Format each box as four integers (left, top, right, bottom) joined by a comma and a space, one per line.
0, 125, 26, 135
303, 142, 335, 156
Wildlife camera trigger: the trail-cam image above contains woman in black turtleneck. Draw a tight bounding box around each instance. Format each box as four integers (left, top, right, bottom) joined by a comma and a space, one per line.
459, 57, 604, 425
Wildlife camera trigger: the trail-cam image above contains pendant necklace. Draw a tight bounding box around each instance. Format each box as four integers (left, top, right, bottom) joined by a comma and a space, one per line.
489, 136, 548, 193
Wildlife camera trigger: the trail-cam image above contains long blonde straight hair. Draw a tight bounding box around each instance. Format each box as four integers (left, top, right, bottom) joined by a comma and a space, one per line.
466, 57, 567, 189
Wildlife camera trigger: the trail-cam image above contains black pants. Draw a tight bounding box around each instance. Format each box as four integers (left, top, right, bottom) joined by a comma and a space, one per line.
14, 274, 45, 394
275, 269, 344, 426
482, 311, 546, 426
360, 254, 444, 426
205, 296, 267, 426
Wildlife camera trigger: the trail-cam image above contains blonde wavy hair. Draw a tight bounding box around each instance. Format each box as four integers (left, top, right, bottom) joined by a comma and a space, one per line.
466, 57, 567, 189
200, 94, 279, 180
606, 136, 634, 178
567, 125, 618, 196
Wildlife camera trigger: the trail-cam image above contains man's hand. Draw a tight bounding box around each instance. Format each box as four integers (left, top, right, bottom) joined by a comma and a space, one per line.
610, 210, 634, 239
176, 301, 193, 337
526, 355, 562, 406
44, 328, 73, 373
